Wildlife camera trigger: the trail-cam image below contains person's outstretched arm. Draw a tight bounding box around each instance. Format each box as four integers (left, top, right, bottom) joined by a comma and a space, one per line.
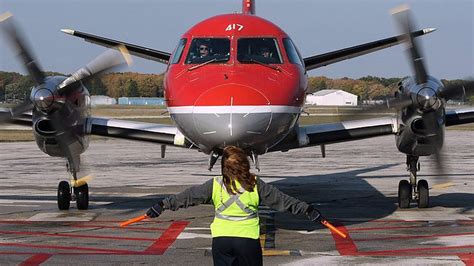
147, 178, 214, 218
257, 178, 312, 215
162, 178, 214, 211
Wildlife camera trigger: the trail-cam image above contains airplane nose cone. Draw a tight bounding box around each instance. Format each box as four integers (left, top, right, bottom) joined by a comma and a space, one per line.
194, 84, 270, 106
192, 84, 272, 149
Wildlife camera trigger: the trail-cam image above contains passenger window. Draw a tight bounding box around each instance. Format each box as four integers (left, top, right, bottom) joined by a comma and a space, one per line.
185, 38, 230, 64
283, 38, 304, 66
237, 38, 282, 64
170, 38, 187, 64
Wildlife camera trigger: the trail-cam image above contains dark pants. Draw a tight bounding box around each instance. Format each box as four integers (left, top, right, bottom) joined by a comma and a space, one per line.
212, 237, 262, 266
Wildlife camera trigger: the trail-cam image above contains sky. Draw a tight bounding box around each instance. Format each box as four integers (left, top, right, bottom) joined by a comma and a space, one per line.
0, 0, 472, 79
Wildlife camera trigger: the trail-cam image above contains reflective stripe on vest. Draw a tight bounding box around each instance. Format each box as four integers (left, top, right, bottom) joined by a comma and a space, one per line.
214, 177, 258, 221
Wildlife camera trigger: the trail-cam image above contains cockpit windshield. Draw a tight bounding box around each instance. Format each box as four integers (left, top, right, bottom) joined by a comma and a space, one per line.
237, 38, 282, 64
185, 38, 230, 64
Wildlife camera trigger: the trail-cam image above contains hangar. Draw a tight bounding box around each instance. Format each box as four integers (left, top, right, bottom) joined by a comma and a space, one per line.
306, 89, 358, 106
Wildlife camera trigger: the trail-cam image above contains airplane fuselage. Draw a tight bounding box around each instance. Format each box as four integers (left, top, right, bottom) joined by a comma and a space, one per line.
164, 14, 307, 154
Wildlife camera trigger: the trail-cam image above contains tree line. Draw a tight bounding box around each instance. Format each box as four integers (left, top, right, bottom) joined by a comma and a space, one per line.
0, 71, 165, 102
0, 71, 471, 102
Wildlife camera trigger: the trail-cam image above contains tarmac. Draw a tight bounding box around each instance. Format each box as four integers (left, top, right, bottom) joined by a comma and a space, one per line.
0, 130, 473, 265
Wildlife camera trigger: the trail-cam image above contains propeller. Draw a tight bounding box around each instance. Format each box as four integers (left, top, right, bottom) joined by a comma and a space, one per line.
391, 5, 449, 179
347, 6, 473, 182
393, 6, 474, 184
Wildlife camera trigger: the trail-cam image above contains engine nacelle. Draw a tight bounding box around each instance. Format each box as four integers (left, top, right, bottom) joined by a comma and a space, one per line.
31, 76, 91, 158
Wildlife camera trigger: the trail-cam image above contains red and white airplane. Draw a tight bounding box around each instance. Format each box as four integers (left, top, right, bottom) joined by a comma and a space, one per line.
1, 1, 473, 210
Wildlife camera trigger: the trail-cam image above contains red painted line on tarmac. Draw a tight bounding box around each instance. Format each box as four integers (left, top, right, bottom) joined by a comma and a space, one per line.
144, 221, 189, 255
0, 242, 140, 254
19, 253, 52, 266
0, 251, 139, 256
0, 230, 156, 242
354, 232, 474, 242
459, 254, 474, 266
364, 220, 474, 224
70, 220, 166, 223
70, 224, 167, 231
0, 221, 36, 225
358, 245, 474, 256
327, 221, 474, 259
328, 222, 357, 256
347, 222, 471, 232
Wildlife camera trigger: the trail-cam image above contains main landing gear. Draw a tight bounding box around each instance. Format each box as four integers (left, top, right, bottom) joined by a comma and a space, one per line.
398, 155, 429, 208
57, 161, 89, 210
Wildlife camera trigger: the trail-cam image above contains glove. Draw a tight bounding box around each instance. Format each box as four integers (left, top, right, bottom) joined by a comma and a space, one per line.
306, 206, 323, 223
146, 202, 164, 218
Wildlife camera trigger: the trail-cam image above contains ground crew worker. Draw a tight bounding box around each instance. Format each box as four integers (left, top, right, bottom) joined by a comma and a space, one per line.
146, 146, 323, 266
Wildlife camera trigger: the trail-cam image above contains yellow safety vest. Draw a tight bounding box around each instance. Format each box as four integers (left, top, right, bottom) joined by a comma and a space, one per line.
210, 176, 260, 239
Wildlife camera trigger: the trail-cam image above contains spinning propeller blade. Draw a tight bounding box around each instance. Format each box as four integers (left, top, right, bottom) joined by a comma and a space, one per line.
391, 5, 428, 85
0, 12, 42, 121
58, 45, 132, 95
0, 12, 45, 85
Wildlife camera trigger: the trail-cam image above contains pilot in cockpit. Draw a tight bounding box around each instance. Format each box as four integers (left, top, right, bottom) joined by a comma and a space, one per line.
198, 43, 211, 58
259, 46, 271, 58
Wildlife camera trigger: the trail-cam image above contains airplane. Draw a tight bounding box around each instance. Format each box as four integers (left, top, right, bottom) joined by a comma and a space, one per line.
0, 0, 473, 211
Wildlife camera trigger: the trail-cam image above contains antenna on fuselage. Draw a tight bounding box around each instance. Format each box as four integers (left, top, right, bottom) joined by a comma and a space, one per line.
242, 0, 255, 15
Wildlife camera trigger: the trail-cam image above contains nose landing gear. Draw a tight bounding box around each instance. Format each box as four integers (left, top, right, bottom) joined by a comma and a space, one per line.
57, 160, 89, 210
398, 155, 429, 208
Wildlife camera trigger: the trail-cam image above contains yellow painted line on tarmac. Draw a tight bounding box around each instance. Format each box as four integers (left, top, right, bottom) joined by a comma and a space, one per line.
431, 182, 455, 190
262, 249, 301, 256
262, 249, 290, 256
204, 248, 301, 257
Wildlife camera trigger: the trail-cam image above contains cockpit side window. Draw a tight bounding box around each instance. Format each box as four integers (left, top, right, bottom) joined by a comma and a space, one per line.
170, 38, 187, 64
237, 38, 283, 64
185, 38, 230, 64
283, 38, 304, 66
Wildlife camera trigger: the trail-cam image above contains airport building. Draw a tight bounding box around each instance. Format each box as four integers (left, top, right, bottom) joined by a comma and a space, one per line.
91, 95, 117, 105
118, 97, 165, 106
306, 89, 358, 106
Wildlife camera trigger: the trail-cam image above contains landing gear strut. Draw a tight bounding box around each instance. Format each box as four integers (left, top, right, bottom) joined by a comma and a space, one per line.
208, 151, 220, 171
250, 151, 260, 172
57, 159, 89, 210
398, 155, 429, 208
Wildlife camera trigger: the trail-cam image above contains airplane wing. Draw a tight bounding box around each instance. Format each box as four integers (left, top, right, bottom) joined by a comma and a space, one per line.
445, 108, 474, 126
0, 108, 32, 127
86, 117, 191, 147
269, 117, 399, 151
303, 28, 435, 71
271, 107, 474, 152
0, 109, 190, 147
61, 29, 171, 64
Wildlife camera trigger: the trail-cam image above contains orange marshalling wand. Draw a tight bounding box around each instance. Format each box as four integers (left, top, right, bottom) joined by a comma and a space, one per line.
120, 214, 148, 227
321, 220, 347, 238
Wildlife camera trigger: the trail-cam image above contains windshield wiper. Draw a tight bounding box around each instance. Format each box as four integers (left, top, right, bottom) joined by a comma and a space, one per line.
188, 57, 227, 71
249, 58, 281, 72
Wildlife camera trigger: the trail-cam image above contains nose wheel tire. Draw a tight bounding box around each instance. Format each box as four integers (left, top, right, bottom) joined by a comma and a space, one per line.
57, 181, 71, 210
417, 179, 429, 208
398, 180, 412, 208
75, 183, 89, 210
